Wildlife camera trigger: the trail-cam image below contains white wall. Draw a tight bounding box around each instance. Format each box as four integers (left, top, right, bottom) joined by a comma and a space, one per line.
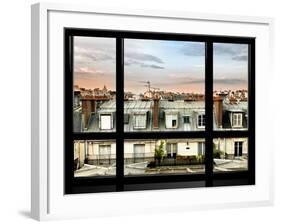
0, 0, 280, 224
177, 141, 202, 156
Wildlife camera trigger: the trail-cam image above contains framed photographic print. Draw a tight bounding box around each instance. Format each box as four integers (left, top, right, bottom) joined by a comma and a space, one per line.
31, 2, 274, 221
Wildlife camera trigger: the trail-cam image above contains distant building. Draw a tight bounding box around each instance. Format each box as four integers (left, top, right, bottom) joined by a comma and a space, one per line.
213, 138, 248, 160
73, 91, 248, 173
74, 139, 205, 171
74, 94, 248, 132
213, 95, 248, 130
74, 138, 247, 173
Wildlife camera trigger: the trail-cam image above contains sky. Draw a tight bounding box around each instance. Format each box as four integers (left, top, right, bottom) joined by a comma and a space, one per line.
124, 39, 205, 94
213, 43, 248, 91
74, 36, 116, 90
74, 37, 248, 94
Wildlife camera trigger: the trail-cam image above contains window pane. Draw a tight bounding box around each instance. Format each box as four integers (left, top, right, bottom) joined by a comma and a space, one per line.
124, 39, 205, 132
74, 140, 116, 177
213, 43, 248, 130
124, 139, 205, 176
73, 37, 116, 133
213, 138, 248, 172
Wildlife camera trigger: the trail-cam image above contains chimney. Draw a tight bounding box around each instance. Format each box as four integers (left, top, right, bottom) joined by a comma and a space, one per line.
153, 97, 160, 129
81, 96, 96, 129
213, 96, 223, 128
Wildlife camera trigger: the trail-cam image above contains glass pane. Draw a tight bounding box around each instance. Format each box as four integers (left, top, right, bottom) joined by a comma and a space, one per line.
213, 43, 248, 130
74, 140, 116, 177
124, 39, 205, 132
73, 37, 116, 132
213, 138, 248, 172
124, 139, 205, 175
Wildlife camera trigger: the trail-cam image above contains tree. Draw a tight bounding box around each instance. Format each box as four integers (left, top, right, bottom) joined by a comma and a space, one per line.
154, 140, 166, 166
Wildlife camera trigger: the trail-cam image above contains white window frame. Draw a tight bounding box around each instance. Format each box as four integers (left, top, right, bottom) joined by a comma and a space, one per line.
197, 114, 205, 128
198, 142, 205, 156
165, 113, 178, 129
99, 114, 113, 130
99, 144, 111, 160
133, 113, 147, 129
133, 144, 145, 161
166, 143, 177, 158
232, 113, 243, 128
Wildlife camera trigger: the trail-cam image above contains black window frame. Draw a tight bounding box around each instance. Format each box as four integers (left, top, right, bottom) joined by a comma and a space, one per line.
64, 28, 255, 194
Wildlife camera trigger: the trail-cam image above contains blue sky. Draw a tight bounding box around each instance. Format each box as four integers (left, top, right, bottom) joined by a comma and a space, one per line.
213, 43, 248, 91
74, 37, 248, 93
124, 39, 205, 94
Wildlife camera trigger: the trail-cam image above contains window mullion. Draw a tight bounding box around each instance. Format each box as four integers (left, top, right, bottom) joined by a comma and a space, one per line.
205, 41, 214, 187
248, 41, 255, 184
116, 38, 124, 191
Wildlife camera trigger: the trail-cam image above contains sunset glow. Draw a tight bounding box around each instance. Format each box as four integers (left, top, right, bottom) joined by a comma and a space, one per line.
74, 37, 248, 93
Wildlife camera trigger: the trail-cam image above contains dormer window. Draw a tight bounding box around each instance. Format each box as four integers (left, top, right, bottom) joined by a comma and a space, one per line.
133, 113, 147, 129
165, 113, 178, 129
100, 114, 113, 130
232, 113, 243, 128
197, 114, 205, 128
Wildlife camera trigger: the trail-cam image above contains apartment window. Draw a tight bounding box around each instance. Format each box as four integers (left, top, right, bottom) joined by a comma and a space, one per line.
65, 28, 255, 194
99, 144, 111, 159
165, 114, 178, 129
133, 114, 146, 129
166, 143, 177, 158
197, 114, 205, 128
124, 114, 130, 124
198, 142, 205, 156
232, 113, 243, 128
100, 114, 112, 130
234, 141, 243, 157
183, 116, 190, 124
133, 144, 145, 163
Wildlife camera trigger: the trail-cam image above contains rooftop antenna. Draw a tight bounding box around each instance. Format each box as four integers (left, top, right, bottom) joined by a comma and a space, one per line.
139, 81, 151, 92
139, 81, 160, 92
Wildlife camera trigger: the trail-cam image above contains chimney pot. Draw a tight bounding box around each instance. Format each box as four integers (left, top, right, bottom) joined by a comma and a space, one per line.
81, 96, 96, 129
213, 96, 223, 128
153, 98, 160, 129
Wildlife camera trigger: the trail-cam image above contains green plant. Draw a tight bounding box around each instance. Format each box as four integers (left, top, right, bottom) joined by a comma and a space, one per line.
154, 140, 166, 166
213, 142, 223, 159
196, 155, 205, 163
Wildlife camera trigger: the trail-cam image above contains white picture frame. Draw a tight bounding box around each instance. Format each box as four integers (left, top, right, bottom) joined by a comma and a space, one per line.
31, 2, 274, 221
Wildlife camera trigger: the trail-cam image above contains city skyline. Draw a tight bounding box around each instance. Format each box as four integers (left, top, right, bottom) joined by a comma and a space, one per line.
74, 83, 247, 95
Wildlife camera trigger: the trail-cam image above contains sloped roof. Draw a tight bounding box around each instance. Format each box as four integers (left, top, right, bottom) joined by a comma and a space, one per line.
223, 101, 248, 112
